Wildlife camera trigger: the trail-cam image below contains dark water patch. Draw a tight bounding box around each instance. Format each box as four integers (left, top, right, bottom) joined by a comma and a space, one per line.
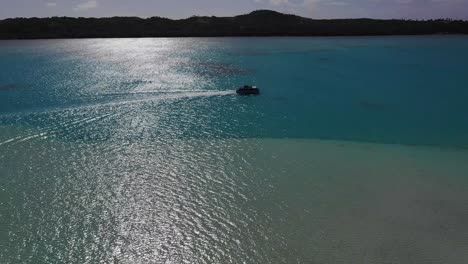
317, 57, 331, 62
399, 62, 423, 68
227, 48, 337, 57
310, 48, 336, 52
121, 80, 153, 86
272, 96, 288, 102
343, 44, 371, 48
226, 50, 270, 56
116, 80, 155, 90
179, 62, 254, 77
359, 101, 388, 111
382, 45, 413, 54
0, 84, 20, 91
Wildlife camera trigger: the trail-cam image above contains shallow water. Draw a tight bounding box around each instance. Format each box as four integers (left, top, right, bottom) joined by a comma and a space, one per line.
1, 36, 468, 263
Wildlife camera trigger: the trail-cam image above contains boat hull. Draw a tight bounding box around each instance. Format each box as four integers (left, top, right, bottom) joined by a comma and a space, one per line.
236, 87, 260, 95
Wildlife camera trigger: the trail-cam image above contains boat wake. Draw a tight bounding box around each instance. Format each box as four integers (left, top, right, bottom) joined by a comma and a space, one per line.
0, 90, 236, 147
108, 89, 236, 105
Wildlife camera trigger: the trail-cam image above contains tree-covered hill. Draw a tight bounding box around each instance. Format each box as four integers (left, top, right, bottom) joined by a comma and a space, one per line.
1, 10, 467, 39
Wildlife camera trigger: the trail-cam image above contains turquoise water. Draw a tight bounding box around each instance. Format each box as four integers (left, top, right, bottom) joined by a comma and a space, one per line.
1, 36, 468, 146
1, 36, 468, 263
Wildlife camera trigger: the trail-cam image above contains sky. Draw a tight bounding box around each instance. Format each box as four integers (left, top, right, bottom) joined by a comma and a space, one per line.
1, 0, 467, 20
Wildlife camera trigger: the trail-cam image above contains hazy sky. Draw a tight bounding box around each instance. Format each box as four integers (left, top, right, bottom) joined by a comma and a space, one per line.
1, 0, 467, 20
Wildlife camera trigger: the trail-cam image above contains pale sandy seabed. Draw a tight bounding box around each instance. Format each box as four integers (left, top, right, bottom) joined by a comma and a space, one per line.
1, 125, 468, 263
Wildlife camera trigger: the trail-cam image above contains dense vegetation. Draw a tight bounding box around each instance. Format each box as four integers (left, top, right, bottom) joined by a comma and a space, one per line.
1, 10, 467, 39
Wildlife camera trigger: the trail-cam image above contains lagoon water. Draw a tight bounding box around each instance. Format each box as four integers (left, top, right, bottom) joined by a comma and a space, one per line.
1, 36, 468, 263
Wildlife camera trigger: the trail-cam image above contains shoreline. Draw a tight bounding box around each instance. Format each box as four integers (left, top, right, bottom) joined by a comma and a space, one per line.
1, 33, 468, 41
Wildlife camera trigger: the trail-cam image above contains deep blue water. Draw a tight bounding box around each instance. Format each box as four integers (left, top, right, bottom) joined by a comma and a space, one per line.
1, 36, 468, 147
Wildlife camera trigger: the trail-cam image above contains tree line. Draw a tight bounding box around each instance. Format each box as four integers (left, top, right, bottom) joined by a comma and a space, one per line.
1, 10, 467, 39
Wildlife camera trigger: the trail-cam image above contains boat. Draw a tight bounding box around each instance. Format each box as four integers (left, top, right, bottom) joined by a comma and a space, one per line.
236, 85, 260, 95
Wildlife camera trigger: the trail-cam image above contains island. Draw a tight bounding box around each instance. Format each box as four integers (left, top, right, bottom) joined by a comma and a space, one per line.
0, 10, 467, 39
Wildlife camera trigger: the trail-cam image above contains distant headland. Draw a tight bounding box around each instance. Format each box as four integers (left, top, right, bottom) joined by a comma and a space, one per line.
1, 10, 467, 39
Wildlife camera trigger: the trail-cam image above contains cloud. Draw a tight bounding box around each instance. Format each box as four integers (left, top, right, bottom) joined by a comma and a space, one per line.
328, 1, 348, 6
395, 0, 412, 4
46, 2, 57, 7
302, 0, 322, 10
270, 0, 290, 5
74, 0, 98, 12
